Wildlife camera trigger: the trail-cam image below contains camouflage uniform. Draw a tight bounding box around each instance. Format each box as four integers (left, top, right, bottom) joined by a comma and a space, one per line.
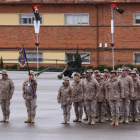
81, 77, 87, 120
103, 70, 111, 120
71, 76, 84, 122
118, 71, 134, 123
96, 77, 107, 123
83, 75, 100, 125
0, 70, 14, 122
57, 78, 72, 124
106, 76, 123, 118
130, 71, 140, 122
23, 76, 37, 120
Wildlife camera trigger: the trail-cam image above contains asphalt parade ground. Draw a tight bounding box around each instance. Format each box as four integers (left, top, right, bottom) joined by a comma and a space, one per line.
0, 71, 140, 140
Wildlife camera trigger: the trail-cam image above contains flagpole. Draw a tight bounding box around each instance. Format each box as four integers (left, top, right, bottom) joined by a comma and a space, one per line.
36, 33, 39, 71
111, 6, 114, 70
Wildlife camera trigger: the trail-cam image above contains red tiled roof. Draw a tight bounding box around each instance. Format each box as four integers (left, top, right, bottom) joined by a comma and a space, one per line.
1, 0, 140, 4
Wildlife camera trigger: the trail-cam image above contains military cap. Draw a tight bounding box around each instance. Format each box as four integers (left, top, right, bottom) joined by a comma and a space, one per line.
86, 69, 93, 73
133, 68, 139, 74
63, 76, 70, 81
2, 70, 7, 75
131, 70, 136, 74
111, 70, 117, 75
94, 70, 100, 74
28, 70, 34, 75
97, 73, 103, 78
104, 69, 109, 73
117, 68, 122, 73
122, 66, 127, 71
74, 72, 81, 77
83, 71, 86, 75
126, 67, 131, 71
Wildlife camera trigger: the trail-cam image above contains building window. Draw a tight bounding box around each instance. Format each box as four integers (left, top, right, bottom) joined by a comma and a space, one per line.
134, 53, 140, 64
65, 14, 89, 25
26, 52, 43, 62
134, 14, 140, 24
19, 14, 42, 25
65, 52, 89, 63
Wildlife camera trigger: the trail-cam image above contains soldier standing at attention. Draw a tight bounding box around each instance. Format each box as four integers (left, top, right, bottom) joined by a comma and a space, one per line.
57, 77, 72, 124
130, 71, 140, 122
96, 74, 107, 123
106, 70, 123, 126
0, 70, 14, 123
81, 71, 88, 121
23, 71, 37, 123
71, 73, 84, 122
119, 67, 134, 124
103, 69, 111, 121
83, 69, 100, 125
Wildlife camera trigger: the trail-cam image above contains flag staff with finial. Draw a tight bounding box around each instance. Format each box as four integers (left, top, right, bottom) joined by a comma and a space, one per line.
32, 5, 41, 70
108, 4, 125, 70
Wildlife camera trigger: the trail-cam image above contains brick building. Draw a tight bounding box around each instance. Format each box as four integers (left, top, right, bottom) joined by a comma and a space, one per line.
0, 0, 140, 68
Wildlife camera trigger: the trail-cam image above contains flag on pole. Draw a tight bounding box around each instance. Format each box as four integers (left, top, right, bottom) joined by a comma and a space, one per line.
18, 47, 26, 67
32, 5, 41, 21
108, 4, 125, 14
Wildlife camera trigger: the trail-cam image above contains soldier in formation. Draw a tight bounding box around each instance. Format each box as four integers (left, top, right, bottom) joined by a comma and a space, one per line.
0, 70, 14, 123
57, 77, 72, 124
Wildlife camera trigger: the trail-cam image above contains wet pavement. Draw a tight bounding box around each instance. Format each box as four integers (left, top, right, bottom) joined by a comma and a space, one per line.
0, 71, 140, 140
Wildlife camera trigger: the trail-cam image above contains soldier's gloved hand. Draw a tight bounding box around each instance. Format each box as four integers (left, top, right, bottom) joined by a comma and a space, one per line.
119, 99, 122, 102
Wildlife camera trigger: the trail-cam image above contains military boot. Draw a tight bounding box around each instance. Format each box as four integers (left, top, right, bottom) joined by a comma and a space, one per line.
100, 116, 105, 123
96, 116, 101, 123
115, 118, 119, 126
109, 117, 115, 126
67, 117, 70, 124
24, 116, 31, 123
78, 115, 82, 122
83, 114, 88, 121
73, 114, 79, 122
5, 115, 9, 123
106, 114, 111, 121
85, 117, 91, 125
130, 114, 134, 122
125, 116, 129, 124
31, 116, 35, 123
62, 117, 67, 124
119, 115, 125, 123
134, 115, 138, 122
91, 117, 95, 125
0, 115, 6, 122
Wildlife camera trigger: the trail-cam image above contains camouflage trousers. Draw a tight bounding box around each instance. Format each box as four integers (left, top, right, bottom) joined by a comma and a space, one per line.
106, 102, 111, 116
61, 105, 72, 118
1, 99, 10, 115
25, 98, 37, 117
109, 100, 120, 118
120, 98, 130, 116
96, 102, 106, 116
84, 102, 87, 115
85, 99, 97, 117
73, 102, 84, 116
130, 100, 139, 115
